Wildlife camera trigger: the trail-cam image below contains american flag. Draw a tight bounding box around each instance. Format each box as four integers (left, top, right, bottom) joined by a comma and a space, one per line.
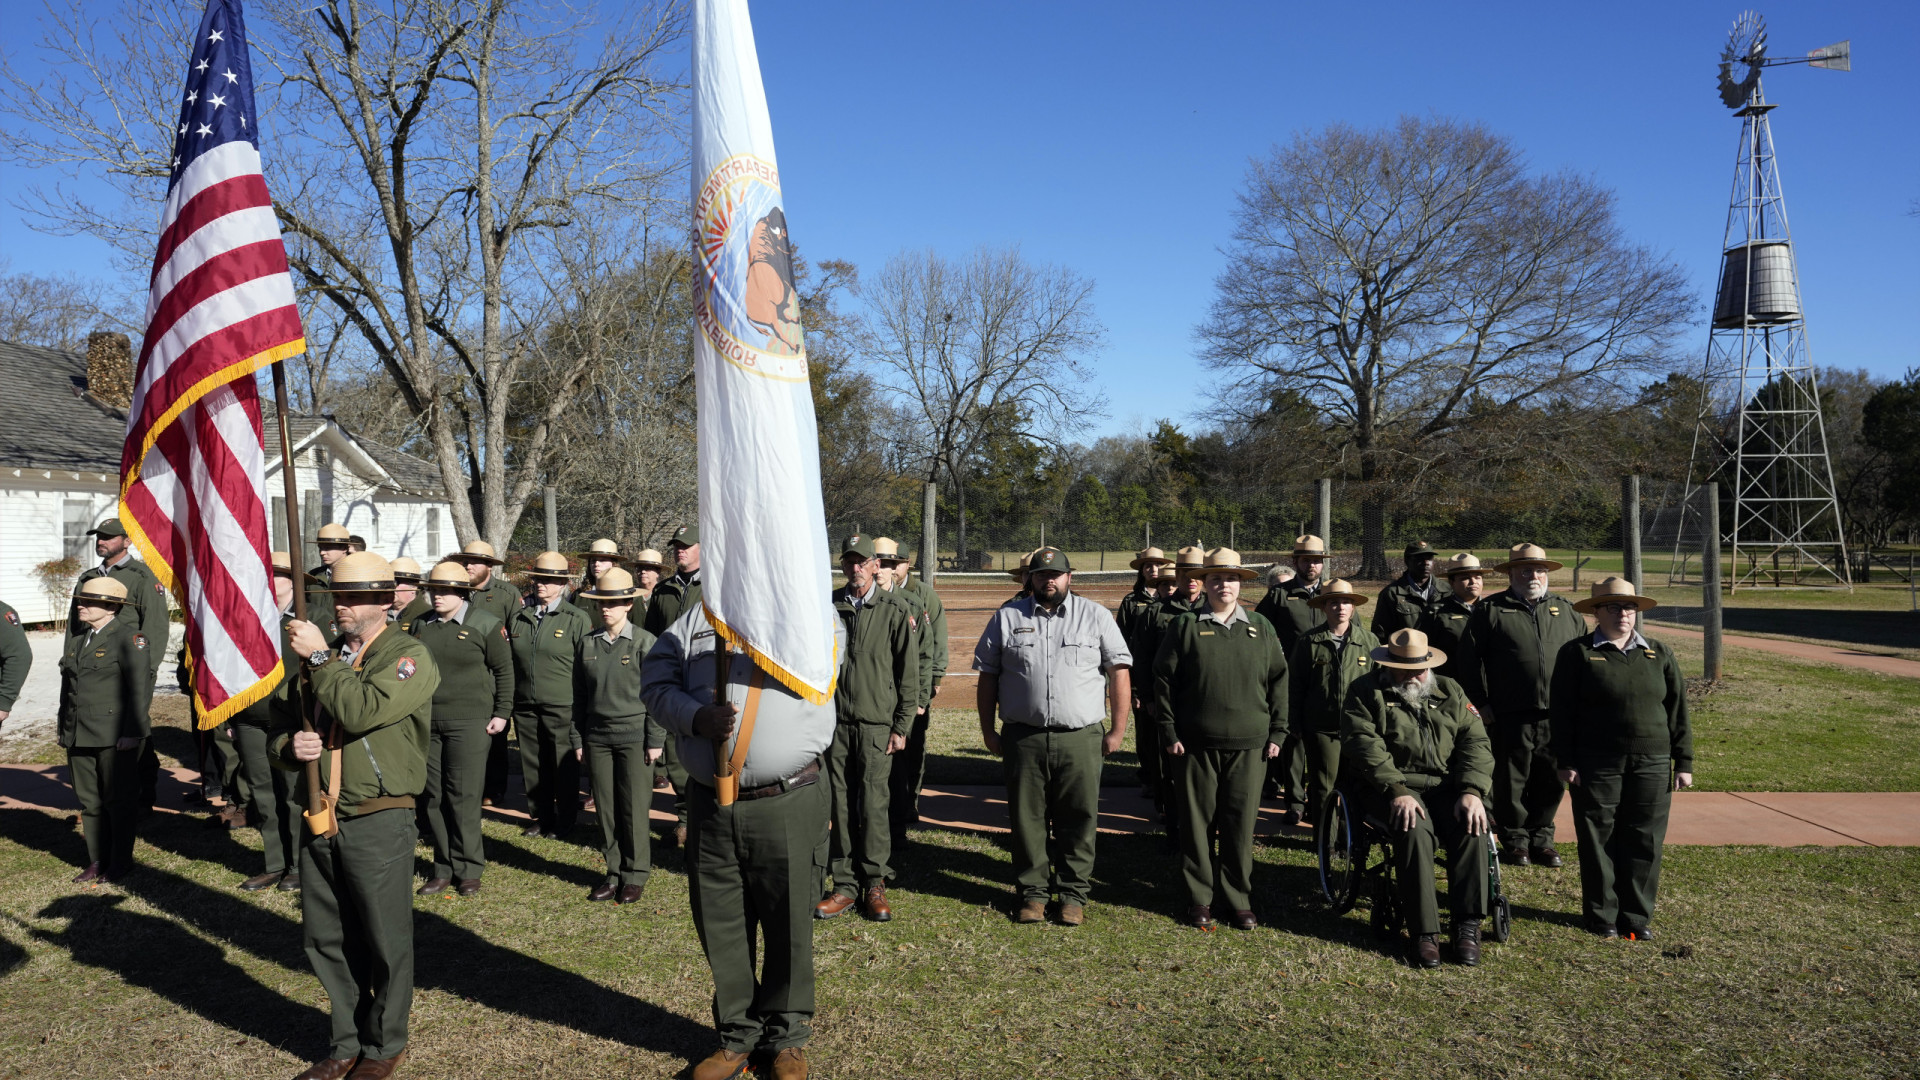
120, 0, 300, 728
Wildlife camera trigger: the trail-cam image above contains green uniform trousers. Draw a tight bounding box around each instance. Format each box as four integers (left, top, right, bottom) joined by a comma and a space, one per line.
483, 728, 510, 801
826, 722, 894, 895
301, 807, 416, 1061
660, 737, 690, 829
1133, 707, 1165, 803
423, 721, 490, 882
688, 773, 827, 1055
235, 724, 298, 876
515, 706, 580, 833
1272, 731, 1307, 815
1003, 723, 1103, 906
201, 723, 242, 803
1491, 711, 1564, 849
888, 710, 932, 836
1299, 731, 1342, 832
1569, 754, 1673, 933
586, 741, 652, 889
69, 743, 141, 869
1173, 747, 1265, 913
1366, 785, 1489, 936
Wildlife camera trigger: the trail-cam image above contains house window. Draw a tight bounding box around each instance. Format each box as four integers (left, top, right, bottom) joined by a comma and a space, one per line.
63, 500, 95, 560
426, 509, 441, 560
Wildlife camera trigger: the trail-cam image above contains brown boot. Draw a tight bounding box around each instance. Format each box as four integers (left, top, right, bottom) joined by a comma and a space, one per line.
239, 871, 285, 892
862, 886, 893, 922
1058, 904, 1085, 927
416, 877, 452, 897
771, 1046, 808, 1080
1016, 899, 1046, 924
344, 1050, 405, 1079
71, 863, 102, 885
813, 892, 857, 920
690, 1047, 749, 1080
290, 1058, 357, 1080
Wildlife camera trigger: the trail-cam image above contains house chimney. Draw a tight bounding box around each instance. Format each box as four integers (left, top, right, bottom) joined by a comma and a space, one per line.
86, 331, 135, 410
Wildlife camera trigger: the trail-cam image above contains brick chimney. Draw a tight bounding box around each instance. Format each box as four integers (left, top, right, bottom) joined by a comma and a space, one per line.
86, 331, 134, 410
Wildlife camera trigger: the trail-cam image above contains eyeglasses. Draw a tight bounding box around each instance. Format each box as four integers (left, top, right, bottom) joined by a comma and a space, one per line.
1596, 603, 1636, 615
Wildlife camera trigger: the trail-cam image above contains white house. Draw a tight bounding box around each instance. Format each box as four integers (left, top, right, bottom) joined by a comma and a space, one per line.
0, 335, 456, 623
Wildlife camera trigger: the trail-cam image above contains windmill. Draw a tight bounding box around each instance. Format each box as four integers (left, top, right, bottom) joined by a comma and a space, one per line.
1674, 12, 1852, 590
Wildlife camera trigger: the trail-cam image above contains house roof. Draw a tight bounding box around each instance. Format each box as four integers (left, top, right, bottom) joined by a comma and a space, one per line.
0, 339, 128, 473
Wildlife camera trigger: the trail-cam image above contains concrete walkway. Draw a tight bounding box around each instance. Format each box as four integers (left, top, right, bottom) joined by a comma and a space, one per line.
7, 764, 1914, 847
1648, 621, 1920, 680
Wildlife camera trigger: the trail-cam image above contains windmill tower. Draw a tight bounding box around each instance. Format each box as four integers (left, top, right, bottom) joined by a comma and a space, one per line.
1677, 13, 1852, 590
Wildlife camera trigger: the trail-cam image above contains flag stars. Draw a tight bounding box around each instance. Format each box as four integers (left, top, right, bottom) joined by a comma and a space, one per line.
209, 29, 223, 43
223, 69, 239, 84
197, 123, 213, 137
196, 59, 209, 73
209, 93, 227, 110
187, 90, 198, 104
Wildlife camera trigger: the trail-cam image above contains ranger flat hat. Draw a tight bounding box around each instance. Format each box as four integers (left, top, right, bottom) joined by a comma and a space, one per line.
1153, 562, 1180, 582
1172, 544, 1207, 573
1573, 575, 1657, 614
424, 560, 476, 592
451, 539, 506, 566
1130, 546, 1171, 570
524, 551, 573, 581
1292, 534, 1327, 557
670, 524, 700, 549
1186, 546, 1258, 581
389, 556, 422, 583
1494, 542, 1564, 574
579, 566, 643, 601
1442, 552, 1484, 579
271, 550, 296, 574
74, 577, 131, 605
1027, 547, 1071, 575
575, 538, 628, 563
86, 517, 128, 539
317, 552, 396, 592
1007, 551, 1034, 579
1372, 627, 1447, 670
841, 534, 876, 560
1305, 578, 1370, 609
314, 522, 352, 546
1403, 540, 1437, 560
874, 537, 907, 564
629, 548, 667, 571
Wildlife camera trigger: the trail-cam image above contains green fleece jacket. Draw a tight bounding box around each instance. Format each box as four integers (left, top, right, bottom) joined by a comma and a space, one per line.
1341, 671, 1492, 800
833, 584, 918, 735
274, 624, 439, 814
573, 622, 660, 746
508, 599, 595, 709
56, 619, 154, 747
1152, 607, 1289, 750
1287, 623, 1380, 736
1549, 634, 1693, 771
407, 606, 514, 723
1454, 589, 1588, 716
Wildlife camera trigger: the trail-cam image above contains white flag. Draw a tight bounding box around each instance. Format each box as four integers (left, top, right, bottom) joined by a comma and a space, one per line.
691, 0, 836, 703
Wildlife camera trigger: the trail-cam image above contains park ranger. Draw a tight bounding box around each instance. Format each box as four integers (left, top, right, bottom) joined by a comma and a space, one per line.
1119, 547, 1170, 801
448, 540, 521, 804
1455, 543, 1586, 867
388, 557, 428, 624
1133, 555, 1200, 818
58, 577, 153, 885
278, 552, 438, 1080
304, 523, 354, 619
973, 547, 1131, 926
815, 534, 917, 923
509, 551, 595, 839
1341, 628, 1494, 968
643, 524, 704, 847
1286, 579, 1377, 830
575, 567, 663, 904
572, 538, 629, 605
0, 594, 32, 739
641, 599, 841, 1080
877, 539, 945, 839
1372, 541, 1442, 640
407, 561, 514, 897
1153, 547, 1287, 932
1118, 546, 1170, 644
1551, 577, 1694, 941
631, 548, 667, 603
1253, 534, 1329, 824
236, 553, 305, 893
1425, 553, 1485, 683
71, 517, 169, 681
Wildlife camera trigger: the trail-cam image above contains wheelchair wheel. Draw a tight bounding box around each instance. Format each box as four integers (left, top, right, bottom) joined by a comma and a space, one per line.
1483, 832, 1511, 942
1369, 872, 1401, 939
1490, 895, 1513, 943
1317, 788, 1364, 913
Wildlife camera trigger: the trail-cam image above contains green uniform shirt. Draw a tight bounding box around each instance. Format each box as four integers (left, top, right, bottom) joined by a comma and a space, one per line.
274, 624, 439, 813
407, 603, 513, 722
393, 596, 431, 626
1421, 595, 1477, 684
56, 618, 154, 747
0, 600, 32, 711
1252, 578, 1325, 655
1288, 623, 1381, 735
1372, 574, 1444, 640
1117, 584, 1156, 650
1341, 671, 1493, 800
574, 622, 660, 746
508, 598, 594, 708
895, 577, 946, 709
465, 574, 524, 627
71, 555, 169, 681
832, 583, 917, 735
643, 571, 702, 637
1454, 589, 1588, 716
1549, 633, 1693, 771
1152, 606, 1289, 750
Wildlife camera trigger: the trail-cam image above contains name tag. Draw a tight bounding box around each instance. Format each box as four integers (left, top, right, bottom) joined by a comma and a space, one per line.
693, 629, 715, 641
1198, 630, 1216, 637
1589, 656, 1608, 662
1014, 627, 1035, 634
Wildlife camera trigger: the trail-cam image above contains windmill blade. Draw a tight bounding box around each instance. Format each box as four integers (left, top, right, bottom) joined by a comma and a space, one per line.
1807, 40, 1850, 71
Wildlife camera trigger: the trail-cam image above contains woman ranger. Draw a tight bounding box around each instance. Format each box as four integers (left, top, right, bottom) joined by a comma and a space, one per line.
574, 567, 664, 903
1286, 579, 1377, 831
59, 577, 154, 884
509, 551, 595, 839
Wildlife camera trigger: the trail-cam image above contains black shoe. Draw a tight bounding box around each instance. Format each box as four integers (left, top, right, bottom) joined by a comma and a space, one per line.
1585, 920, 1620, 939
1529, 845, 1563, 868
1622, 926, 1655, 942
1411, 933, 1442, 969
1452, 920, 1481, 966
520, 823, 544, 838
1499, 844, 1531, 867
277, 873, 302, 892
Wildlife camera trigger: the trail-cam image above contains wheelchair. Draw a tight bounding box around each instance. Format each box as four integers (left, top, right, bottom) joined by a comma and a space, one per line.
1316, 784, 1511, 944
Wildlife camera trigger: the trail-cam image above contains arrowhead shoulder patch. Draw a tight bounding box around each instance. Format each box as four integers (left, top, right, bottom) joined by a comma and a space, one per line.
134, 634, 149, 650
396, 657, 417, 681
4, 610, 17, 626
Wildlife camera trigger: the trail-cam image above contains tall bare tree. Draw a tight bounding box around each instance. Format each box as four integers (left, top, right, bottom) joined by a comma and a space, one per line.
861, 246, 1106, 558
1199, 116, 1693, 572
0, 259, 136, 350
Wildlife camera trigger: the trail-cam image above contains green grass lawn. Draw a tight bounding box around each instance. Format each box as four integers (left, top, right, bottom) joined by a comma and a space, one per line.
1, 805, 1915, 1079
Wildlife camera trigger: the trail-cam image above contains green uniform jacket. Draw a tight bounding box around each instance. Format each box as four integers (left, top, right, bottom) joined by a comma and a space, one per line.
304, 565, 333, 626
1252, 579, 1325, 655
508, 600, 595, 709
573, 623, 660, 747
273, 625, 439, 813
1137, 595, 1202, 680
1421, 595, 1477, 683
234, 612, 303, 729
466, 575, 524, 627
896, 578, 946, 709
643, 572, 702, 637
1341, 671, 1493, 801
1117, 584, 1156, 649
832, 585, 917, 736
1372, 575, 1444, 640
1454, 590, 1588, 716
394, 596, 431, 626
407, 607, 513, 722
1152, 608, 1289, 750
71, 557, 169, 681
1287, 623, 1381, 736
1549, 635, 1693, 771
56, 619, 154, 747
0, 600, 32, 711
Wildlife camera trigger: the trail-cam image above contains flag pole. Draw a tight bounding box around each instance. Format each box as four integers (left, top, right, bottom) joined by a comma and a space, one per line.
270, 359, 324, 815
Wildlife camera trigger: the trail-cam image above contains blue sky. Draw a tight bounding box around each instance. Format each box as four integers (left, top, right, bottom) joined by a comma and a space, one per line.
4, 0, 1915, 439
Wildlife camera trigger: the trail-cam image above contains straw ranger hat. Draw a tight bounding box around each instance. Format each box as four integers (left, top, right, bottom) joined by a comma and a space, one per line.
1153, 562, 1180, 582
424, 560, 476, 592
1130, 546, 1171, 570
450, 539, 506, 567
629, 548, 666, 572
74, 577, 131, 605
1305, 578, 1369, 609
1172, 544, 1207, 574
1291, 534, 1327, 557
314, 522, 352, 547
575, 538, 627, 564
579, 567, 643, 602
1573, 576, 1657, 614
389, 556, 423, 583
1184, 546, 1258, 581
1371, 628, 1447, 670
874, 537, 906, 564
1007, 550, 1035, 580
1442, 553, 1484, 579
316, 552, 397, 593
1494, 543, 1564, 574
523, 551, 573, 582
271, 550, 296, 575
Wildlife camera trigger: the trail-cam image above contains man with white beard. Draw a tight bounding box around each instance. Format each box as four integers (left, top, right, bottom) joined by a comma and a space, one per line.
1453, 543, 1586, 869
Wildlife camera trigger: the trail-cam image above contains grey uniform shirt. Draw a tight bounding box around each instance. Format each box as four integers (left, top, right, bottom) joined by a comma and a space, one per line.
641, 603, 842, 789
972, 592, 1132, 731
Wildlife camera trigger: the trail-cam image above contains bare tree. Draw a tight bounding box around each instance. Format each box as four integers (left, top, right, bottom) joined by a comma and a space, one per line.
1200, 116, 1693, 572
0, 259, 137, 350
861, 247, 1106, 559
1, 0, 686, 549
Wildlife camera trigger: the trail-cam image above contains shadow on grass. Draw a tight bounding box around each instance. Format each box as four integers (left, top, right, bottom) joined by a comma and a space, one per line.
0, 929, 27, 976
486, 833, 604, 890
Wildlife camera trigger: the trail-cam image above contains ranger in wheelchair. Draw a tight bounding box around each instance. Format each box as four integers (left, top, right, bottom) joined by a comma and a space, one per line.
1340, 628, 1496, 968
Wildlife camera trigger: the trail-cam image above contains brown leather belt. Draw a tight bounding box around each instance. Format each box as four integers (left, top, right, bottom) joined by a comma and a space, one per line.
734, 758, 821, 802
